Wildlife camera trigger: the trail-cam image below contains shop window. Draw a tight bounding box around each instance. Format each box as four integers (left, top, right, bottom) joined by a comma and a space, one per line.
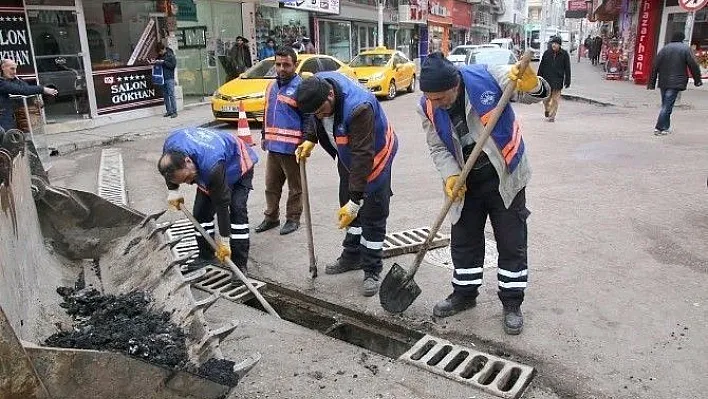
256, 6, 310, 55
299, 58, 320, 74
24, 0, 75, 5
319, 57, 341, 71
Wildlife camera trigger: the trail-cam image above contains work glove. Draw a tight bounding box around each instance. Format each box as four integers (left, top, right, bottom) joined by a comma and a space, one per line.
337, 200, 362, 229
508, 62, 539, 93
167, 189, 184, 211
215, 235, 231, 264
445, 175, 467, 202
295, 140, 316, 163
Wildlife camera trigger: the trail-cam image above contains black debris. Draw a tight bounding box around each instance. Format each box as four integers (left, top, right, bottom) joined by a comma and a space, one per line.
189, 358, 240, 387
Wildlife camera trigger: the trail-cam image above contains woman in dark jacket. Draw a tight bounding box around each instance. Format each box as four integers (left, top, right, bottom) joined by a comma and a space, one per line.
537, 36, 571, 122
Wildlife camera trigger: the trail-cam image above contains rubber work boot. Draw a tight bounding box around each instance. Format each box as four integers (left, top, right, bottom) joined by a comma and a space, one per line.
503, 306, 524, 335
255, 219, 279, 233
324, 257, 362, 275
362, 272, 380, 297
279, 220, 300, 235
183, 257, 215, 273
433, 292, 477, 318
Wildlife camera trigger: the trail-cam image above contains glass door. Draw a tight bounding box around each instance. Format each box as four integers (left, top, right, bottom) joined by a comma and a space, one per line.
26, 9, 90, 123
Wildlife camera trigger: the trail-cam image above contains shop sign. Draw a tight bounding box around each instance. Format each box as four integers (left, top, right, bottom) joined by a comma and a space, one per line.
0, 9, 36, 77
93, 67, 164, 115
282, 0, 340, 15
632, 0, 658, 85
679, 0, 708, 12
398, 0, 428, 24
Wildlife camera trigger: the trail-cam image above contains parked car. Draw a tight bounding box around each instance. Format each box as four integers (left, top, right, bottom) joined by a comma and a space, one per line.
447, 44, 498, 65
465, 48, 518, 66
211, 54, 356, 122
349, 46, 416, 100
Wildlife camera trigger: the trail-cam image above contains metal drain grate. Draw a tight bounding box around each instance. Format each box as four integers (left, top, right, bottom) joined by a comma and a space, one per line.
382, 228, 450, 258
162, 220, 266, 303
400, 335, 534, 399
424, 238, 499, 270
97, 148, 127, 205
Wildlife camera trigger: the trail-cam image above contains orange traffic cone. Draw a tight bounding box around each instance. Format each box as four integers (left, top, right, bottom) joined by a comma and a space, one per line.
235, 101, 255, 146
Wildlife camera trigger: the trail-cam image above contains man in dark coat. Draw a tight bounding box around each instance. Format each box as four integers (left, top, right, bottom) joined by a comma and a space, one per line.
647, 32, 703, 136
228, 36, 252, 80
537, 36, 571, 122
0, 59, 57, 131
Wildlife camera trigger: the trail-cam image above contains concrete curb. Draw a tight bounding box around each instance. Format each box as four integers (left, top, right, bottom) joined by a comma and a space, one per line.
561, 93, 615, 107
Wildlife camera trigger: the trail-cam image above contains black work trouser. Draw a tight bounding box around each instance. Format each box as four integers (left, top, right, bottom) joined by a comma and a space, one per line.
337, 161, 392, 275
193, 170, 253, 272
450, 164, 530, 308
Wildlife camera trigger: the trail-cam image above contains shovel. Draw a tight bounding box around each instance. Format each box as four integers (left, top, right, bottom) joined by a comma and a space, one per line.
299, 158, 318, 278
379, 51, 533, 313
181, 207, 281, 319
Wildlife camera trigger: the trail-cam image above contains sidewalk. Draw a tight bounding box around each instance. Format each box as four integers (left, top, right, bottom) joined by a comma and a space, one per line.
46, 105, 216, 155
561, 58, 708, 109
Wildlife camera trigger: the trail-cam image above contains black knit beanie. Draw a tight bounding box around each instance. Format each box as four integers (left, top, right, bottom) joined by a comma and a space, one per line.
419, 52, 459, 92
296, 76, 331, 114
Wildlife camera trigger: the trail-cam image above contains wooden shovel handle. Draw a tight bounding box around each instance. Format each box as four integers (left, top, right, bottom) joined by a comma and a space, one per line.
406, 50, 534, 279
299, 158, 317, 278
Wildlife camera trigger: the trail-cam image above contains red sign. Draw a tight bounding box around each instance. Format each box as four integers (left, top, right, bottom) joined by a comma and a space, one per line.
567, 0, 587, 11
632, 0, 660, 85
679, 0, 707, 11
451, 0, 472, 29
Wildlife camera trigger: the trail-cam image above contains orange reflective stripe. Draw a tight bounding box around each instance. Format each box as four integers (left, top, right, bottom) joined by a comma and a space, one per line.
480, 111, 492, 126
264, 127, 302, 137
335, 136, 349, 145
198, 185, 210, 195
502, 121, 522, 163
368, 124, 395, 182
235, 135, 253, 174
277, 94, 297, 107
425, 99, 436, 130
265, 133, 301, 145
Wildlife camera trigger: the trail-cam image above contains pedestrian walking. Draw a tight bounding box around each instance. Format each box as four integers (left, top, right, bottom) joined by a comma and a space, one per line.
417, 52, 550, 335
294, 72, 398, 297
537, 36, 571, 122
583, 35, 592, 59
592, 36, 603, 65
228, 36, 252, 80
647, 32, 703, 136
0, 59, 57, 131
302, 37, 316, 54
151, 43, 177, 118
158, 127, 258, 279
255, 46, 307, 236
259, 38, 276, 60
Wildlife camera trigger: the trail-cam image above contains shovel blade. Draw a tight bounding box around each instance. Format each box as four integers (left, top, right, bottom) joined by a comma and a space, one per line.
379, 263, 422, 313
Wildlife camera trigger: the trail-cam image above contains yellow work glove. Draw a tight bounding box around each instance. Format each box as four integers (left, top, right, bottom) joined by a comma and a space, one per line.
508, 62, 539, 93
445, 175, 467, 202
167, 189, 184, 211
214, 235, 231, 263
337, 200, 362, 229
295, 140, 316, 163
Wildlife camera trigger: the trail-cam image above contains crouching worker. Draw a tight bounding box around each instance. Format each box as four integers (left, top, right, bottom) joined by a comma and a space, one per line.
158, 127, 258, 277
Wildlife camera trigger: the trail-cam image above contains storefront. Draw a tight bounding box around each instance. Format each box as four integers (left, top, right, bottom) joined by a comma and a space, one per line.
255, 5, 311, 57
428, 0, 453, 54
315, 1, 376, 62
317, 19, 352, 61
394, 0, 427, 59
657, 0, 707, 77
451, 0, 472, 47
174, 0, 245, 103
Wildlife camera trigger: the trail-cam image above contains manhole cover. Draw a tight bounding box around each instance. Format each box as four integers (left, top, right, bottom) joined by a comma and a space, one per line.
424, 238, 499, 270
382, 227, 450, 258
400, 334, 534, 399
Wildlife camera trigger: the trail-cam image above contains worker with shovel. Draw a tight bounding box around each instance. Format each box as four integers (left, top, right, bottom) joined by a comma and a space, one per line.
418, 52, 549, 334
158, 127, 258, 278
294, 73, 398, 297
254, 46, 307, 236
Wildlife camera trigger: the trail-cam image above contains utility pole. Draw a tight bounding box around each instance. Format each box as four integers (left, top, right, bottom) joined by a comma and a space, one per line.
378, 0, 385, 47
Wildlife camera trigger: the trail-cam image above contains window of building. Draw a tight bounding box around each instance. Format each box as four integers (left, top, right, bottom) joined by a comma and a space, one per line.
318, 20, 351, 62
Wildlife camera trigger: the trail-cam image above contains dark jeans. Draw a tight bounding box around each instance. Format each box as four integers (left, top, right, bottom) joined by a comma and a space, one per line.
655, 88, 680, 132
450, 165, 530, 308
337, 161, 392, 275
193, 170, 253, 271
163, 79, 177, 115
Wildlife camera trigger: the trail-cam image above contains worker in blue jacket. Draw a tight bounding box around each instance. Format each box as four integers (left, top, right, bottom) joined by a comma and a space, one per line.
158, 127, 258, 277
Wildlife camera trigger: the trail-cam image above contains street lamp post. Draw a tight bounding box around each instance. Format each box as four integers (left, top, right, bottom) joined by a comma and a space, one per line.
378, 0, 385, 47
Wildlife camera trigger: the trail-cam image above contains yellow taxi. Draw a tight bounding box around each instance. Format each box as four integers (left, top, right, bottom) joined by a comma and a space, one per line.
211, 54, 356, 122
348, 47, 416, 100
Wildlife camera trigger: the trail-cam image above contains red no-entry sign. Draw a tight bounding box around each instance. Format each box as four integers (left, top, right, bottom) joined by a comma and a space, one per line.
679, 0, 707, 12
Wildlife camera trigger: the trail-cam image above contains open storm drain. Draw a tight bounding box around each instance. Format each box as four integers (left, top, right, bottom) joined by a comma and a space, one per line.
245, 285, 534, 398
382, 227, 450, 258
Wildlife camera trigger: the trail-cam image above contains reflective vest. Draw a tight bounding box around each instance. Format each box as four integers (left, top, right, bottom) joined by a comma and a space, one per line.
163, 127, 258, 194
420, 65, 524, 173
317, 72, 397, 193
263, 76, 304, 154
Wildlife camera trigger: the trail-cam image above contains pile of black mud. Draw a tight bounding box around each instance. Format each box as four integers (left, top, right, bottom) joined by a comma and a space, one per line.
45, 286, 239, 387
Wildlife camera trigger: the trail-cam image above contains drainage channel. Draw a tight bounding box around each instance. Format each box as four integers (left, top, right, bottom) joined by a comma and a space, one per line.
243, 284, 535, 399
